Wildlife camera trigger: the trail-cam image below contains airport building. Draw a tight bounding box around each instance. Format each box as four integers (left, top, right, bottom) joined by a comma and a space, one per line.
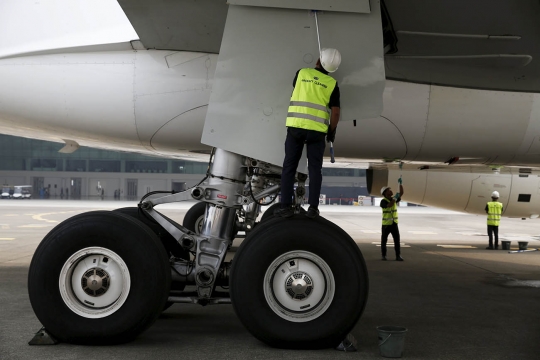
0, 134, 367, 202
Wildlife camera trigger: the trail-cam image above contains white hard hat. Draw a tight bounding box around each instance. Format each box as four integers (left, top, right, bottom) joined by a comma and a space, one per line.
491, 191, 500, 198
381, 186, 390, 195
320, 48, 341, 73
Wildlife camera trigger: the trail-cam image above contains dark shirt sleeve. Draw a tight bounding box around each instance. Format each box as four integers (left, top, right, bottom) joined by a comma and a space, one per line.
485, 204, 488, 212
380, 199, 388, 208
329, 83, 340, 108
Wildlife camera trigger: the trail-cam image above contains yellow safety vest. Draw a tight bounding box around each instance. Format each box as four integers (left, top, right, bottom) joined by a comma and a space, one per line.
487, 201, 503, 226
286, 68, 337, 133
381, 198, 398, 225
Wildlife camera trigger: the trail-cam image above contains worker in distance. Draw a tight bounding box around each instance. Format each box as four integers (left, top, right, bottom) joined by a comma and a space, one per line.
275, 48, 341, 219
380, 179, 405, 261
485, 191, 503, 249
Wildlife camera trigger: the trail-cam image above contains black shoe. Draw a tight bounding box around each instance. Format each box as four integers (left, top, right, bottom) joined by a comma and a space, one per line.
396, 256, 404, 261
486, 246, 494, 250
382, 256, 387, 261
274, 207, 294, 218
306, 207, 320, 219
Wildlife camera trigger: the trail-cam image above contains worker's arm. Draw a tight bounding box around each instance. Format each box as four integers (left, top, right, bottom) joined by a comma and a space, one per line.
329, 106, 340, 132
326, 107, 340, 143
381, 198, 396, 208
399, 184, 404, 198
485, 204, 489, 214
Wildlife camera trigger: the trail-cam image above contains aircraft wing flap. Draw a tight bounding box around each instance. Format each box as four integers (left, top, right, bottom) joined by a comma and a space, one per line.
228, 0, 371, 13
202, 0, 385, 168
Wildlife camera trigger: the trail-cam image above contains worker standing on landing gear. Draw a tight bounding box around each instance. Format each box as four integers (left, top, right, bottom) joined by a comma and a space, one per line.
380, 180, 404, 261
275, 48, 341, 219
485, 191, 503, 250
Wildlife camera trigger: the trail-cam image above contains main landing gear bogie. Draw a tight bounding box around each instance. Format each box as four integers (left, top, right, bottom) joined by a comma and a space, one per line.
28, 211, 171, 344
27, 148, 370, 349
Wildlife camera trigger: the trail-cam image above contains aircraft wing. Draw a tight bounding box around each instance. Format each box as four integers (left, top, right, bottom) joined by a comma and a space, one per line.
117, 0, 228, 53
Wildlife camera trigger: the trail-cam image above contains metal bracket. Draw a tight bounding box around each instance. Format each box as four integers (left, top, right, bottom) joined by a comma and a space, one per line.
142, 183, 243, 208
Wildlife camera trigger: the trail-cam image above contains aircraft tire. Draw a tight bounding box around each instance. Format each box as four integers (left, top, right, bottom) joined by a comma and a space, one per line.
113, 207, 186, 310
113, 207, 188, 259
230, 215, 369, 349
28, 211, 171, 344
260, 203, 281, 222
182, 201, 207, 234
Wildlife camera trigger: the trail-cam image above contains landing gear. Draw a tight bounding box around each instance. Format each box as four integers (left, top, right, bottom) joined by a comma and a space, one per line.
230, 215, 368, 349
27, 147, 369, 348
28, 211, 171, 344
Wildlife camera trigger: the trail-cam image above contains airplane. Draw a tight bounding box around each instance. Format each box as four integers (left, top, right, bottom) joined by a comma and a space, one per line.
2, 0, 539, 350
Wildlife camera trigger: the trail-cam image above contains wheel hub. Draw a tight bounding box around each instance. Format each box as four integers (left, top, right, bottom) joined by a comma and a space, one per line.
59, 247, 131, 319
285, 272, 313, 300
263, 251, 335, 323
82, 268, 110, 296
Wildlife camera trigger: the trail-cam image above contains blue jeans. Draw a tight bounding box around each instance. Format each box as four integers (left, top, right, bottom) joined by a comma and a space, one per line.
280, 127, 326, 208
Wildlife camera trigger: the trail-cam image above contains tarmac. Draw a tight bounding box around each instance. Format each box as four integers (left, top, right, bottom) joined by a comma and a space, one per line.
1, 199, 539, 359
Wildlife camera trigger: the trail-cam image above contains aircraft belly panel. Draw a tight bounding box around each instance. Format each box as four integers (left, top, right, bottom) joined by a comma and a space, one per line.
133, 51, 216, 153
418, 86, 533, 162
202, 0, 385, 168
504, 175, 540, 218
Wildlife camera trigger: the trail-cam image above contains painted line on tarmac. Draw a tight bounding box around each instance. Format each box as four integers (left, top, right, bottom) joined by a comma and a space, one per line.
437, 245, 477, 249
2, 214, 18, 217
371, 242, 411, 248
0, 224, 9, 230
0, 238, 15, 241
19, 224, 53, 228
409, 230, 437, 235
362, 230, 381, 234
32, 211, 78, 223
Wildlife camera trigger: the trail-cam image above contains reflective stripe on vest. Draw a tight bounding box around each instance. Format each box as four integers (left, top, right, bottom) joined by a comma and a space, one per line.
286, 68, 336, 133
487, 201, 502, 226
382, 198, 398, 225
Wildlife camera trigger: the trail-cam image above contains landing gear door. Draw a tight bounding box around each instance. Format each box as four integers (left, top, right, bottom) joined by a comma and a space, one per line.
202, 0, 385, 168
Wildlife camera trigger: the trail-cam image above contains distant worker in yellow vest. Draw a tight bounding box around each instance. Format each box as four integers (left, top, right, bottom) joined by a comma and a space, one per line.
485, 191, 503, 250
275, 48, 341, 219
380, 180, 404, 261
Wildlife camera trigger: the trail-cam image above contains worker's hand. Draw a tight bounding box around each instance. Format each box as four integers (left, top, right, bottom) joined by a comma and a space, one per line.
326, 127, 337, 143
393, 192, 400, 200
398, 176, 403, 185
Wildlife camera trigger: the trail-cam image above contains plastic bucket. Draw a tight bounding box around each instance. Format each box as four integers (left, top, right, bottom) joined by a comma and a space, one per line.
377, 326, 407, 358
501, 241, 511, 250
518, 241, 529, 250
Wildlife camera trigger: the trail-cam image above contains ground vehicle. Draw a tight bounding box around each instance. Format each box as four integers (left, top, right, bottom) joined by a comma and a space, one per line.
12, 186, 32, 199
1, 186, 11, 199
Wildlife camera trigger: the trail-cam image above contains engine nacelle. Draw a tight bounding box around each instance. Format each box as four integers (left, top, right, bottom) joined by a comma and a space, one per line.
367, 168, 540, 218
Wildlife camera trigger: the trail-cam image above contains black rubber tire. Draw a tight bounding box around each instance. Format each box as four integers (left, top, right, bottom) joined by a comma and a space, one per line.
182, 201, 207, 234
113, 208, 186, 311
230, 215, 369, 349
28, 211, 171, 344
113, 207, 188, 259
260, 203, 281, 223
